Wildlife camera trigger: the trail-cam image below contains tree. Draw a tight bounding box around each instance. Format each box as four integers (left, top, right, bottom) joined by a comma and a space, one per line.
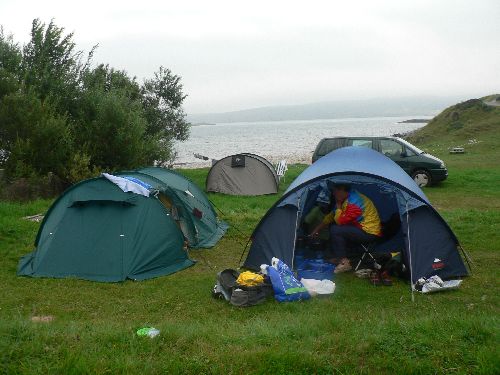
141, 66, 190, 163
0, 27, 22, 76
0, 19, 190, 189
72, 64, 166, 173
21, 19, 94, 117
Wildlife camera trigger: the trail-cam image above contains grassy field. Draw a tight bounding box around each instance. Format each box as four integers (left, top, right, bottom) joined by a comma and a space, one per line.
1, 122, 499, 373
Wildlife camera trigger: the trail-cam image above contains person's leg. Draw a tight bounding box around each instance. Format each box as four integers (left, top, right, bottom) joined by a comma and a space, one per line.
329, 225, 348, 259
329, 225, 378, 272
339, 226, 378, 246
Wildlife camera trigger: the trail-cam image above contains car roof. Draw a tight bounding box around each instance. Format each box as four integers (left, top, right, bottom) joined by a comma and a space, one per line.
319, 136, 401, 141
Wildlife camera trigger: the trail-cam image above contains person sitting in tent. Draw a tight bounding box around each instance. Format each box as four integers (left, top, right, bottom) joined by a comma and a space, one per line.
310, 184, 382, 273
302, 200, 331, 242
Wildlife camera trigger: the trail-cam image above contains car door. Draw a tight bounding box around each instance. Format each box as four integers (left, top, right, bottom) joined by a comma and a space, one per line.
379, 139, 410, 173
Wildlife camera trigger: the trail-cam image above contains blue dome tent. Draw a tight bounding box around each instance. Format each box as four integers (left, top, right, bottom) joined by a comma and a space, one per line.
243, 147, 469, 285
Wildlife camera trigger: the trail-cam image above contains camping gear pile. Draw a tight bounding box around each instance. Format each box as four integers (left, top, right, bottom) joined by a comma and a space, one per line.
213, 257, 338, 307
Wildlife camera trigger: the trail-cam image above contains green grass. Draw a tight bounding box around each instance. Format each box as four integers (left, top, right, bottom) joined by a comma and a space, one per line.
1, 126, 500, 373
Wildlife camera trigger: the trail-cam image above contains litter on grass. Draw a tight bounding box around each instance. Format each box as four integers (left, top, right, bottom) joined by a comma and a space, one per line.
136, 327, 160, 338
31, 315, 54, 323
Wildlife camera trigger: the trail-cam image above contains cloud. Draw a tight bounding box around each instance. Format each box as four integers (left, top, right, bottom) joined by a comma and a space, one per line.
1, 0, 499, 112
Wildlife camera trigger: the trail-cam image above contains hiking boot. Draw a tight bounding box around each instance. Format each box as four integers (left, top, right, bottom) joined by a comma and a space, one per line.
380, 271, 393, 286
334, 261, 352, 274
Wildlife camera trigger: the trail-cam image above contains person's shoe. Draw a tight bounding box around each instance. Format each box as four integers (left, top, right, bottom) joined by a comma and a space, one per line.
334, 262, 352, 273
370, 271, 382, 286
354, 268, 372, 279
380, 271, 393, 286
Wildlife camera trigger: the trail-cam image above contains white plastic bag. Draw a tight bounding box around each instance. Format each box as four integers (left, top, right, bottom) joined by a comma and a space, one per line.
300, 278, 335, 297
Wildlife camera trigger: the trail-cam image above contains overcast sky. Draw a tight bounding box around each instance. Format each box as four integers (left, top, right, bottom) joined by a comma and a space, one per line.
1, 0, 499, 113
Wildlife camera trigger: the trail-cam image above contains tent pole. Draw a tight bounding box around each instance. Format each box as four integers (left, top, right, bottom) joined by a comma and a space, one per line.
405, 200, 415, 303
238, 238, 252, 267
458, 244, 474, 273
291, 197, 302, 270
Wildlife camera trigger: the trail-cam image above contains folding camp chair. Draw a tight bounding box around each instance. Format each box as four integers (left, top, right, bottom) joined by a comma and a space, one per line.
354, 241, 381, 271
276, 160, 288, 183
354, 213, 401, 271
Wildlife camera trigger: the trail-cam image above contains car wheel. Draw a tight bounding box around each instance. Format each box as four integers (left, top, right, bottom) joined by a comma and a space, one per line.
412, 170, 432, 187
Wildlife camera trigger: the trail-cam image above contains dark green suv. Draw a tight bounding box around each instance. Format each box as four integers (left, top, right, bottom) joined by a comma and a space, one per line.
311, 136, 447, 187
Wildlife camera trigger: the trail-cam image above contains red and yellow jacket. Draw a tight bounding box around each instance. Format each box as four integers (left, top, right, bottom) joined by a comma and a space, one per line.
322, 190, 382, 236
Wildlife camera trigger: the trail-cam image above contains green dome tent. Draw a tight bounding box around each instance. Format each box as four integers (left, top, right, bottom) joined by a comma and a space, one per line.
17, 167, 227, 282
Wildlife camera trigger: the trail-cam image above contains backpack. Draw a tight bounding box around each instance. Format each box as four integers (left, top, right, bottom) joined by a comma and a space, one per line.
212, 269, 240, 301
230, 284, 273, 307
212, 268, 273, 307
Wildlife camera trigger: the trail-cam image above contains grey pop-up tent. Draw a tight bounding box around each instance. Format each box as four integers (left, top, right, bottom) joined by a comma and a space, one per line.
206, 153, 279, 196
243, 147, 469, 285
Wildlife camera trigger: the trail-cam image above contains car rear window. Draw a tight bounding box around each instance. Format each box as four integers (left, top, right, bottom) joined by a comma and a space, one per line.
317, 139, 344, 155
348, 139, 373, 148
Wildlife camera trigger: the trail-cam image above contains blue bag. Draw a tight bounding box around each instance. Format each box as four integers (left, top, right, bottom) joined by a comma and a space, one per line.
266, 258, 310, 302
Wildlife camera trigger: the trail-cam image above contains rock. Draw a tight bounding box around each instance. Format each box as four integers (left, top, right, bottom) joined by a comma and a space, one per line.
31, 315, 54, 323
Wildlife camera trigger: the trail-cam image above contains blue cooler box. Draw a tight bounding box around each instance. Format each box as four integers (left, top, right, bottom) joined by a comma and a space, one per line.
296, 259, 335, 280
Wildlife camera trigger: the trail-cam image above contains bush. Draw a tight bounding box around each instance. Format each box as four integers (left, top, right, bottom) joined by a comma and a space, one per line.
0, 173, 65, 201
0, 91, 74, 181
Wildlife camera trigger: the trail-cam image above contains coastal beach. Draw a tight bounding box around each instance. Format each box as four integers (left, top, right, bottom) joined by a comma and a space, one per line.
173, 116, 430, 168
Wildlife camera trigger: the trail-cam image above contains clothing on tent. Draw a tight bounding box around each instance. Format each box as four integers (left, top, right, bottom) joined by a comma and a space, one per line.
123, 176, 153, 190
102, 173, 150, 197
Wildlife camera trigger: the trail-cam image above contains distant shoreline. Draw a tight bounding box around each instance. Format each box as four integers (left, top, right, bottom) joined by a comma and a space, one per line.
190, 115, 433, 127
175, 116, 428, 168
191, 122, 216, 126
397, 119, 430, 124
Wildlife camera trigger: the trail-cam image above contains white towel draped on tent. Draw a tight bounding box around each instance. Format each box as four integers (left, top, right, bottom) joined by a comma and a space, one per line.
102, 173, 150, 197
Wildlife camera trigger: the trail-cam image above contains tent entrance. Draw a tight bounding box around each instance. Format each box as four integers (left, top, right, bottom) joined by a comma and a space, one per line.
293, 179, 407, 267
157, 192, 190, 243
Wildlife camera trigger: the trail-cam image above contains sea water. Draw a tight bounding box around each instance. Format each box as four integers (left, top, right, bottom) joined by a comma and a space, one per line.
174, 116, 430, 167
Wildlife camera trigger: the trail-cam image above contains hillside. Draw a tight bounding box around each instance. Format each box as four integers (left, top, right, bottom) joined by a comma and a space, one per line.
407, 95, 500, 146
403, 95, 500, 186
187, 96, 460, 124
